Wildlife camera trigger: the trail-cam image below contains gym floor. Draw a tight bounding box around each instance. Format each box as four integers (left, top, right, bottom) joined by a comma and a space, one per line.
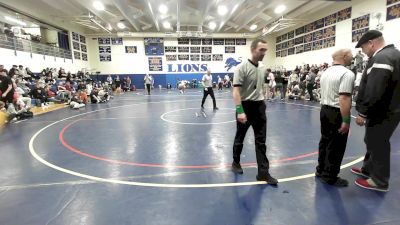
1, 89, 399, 225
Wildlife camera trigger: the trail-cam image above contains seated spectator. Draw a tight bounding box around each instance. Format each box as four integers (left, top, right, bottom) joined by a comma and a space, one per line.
69, 92, 86, 109
31, 82, 47, 106
90, 88, 101, 104
14, 81, 32, 110
57, 81, 72, 102
15, 78, 31, 96
9, 65, 18, 78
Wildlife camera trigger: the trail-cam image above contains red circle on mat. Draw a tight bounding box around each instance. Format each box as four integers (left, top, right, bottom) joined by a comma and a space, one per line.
59, 120, 318, 169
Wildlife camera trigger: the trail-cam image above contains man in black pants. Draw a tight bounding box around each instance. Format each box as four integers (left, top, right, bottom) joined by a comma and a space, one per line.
317, 49, 355, 187
201, 69, 218, 110
231, 39, 278, 185
307, 69, 317, 101
353, 30, 400, 192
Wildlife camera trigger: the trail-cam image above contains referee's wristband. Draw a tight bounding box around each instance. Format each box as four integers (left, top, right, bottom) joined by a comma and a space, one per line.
236, 104, 244, 114
342, 116, 351, 124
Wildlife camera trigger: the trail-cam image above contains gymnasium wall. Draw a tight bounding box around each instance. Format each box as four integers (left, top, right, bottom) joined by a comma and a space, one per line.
86, 37, 253, 74
273, 0, 400, 70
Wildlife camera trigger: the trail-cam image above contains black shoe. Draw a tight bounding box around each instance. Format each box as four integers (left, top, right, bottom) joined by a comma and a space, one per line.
315, 171, 322, 178
231, 162, 243, 174
213, 107, 219, 111
257, 174, 278, 185
321, 177, 349, 187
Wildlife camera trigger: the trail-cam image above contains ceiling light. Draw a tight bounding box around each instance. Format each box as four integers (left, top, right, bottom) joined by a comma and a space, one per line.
274, 5, 286, 14
250, 24, 258, 31
163, 21, 171, 29
107, 24, 113, 30
218, 5, 228, 16
159, 4, 168, 14
4, 16, 27, 26
208, 21, 216, 30
117, 22, 126, 29
93, 1, 105, 11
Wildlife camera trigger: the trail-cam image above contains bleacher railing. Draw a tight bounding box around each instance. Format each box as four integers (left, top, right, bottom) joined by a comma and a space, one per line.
0, 34, 72, 60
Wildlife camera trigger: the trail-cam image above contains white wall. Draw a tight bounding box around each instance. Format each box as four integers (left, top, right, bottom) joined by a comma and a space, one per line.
87, 37, 253, 74
272, 0, 400, 70
0, 48, 89, 73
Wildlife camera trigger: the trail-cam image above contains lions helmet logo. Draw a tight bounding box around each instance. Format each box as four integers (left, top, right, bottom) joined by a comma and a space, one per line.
225, 57, 242, 71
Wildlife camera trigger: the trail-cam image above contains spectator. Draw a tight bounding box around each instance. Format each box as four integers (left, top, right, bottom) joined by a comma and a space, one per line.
0, 69, 14, 104
31, 82, 47, 106
306, 69, 317, 101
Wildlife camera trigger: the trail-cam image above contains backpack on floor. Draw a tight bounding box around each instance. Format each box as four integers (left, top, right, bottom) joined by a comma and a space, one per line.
18, 111, 34, 120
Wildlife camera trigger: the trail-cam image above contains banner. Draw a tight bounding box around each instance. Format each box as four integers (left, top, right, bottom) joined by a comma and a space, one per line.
190, 47, 201, 53
125, 46, 137, 53
148, 57, 162, 71
111, 37, 123, 45
99, 46, 111, 54
166, 55, 177, 61
387, 3, 400, 21
225, 46, 235, 53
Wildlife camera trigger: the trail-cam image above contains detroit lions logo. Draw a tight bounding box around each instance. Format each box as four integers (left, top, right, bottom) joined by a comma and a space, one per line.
225, 57, 242, 71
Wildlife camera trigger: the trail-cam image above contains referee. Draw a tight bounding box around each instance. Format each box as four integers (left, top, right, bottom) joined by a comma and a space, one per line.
201, 69, 218, 110
317, 49, 355, 187
231, 39, 277, 185
353, 30, 400, 192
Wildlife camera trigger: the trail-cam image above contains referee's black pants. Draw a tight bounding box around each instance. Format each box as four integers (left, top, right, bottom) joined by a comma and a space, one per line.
201, 87, 216, 108
361, 113, 400, 187
317, 105, 349, 183
233, 101, 270, 177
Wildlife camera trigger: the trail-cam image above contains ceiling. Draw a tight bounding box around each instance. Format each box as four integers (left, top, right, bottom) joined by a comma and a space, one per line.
0, 0, 351, 36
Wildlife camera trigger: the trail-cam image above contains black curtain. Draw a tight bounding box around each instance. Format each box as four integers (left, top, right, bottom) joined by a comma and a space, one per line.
58, 32, 70, 50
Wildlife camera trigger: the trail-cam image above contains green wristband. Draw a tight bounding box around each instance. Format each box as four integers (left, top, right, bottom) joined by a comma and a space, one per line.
236, 104, 244, 114
342, 116, 351, 124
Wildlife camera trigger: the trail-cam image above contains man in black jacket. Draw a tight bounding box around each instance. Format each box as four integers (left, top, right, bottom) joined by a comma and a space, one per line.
352, 30, 400, 192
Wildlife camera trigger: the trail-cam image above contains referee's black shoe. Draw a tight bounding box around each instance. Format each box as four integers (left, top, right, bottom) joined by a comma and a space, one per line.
320, 177, 349, 187
257, 174, 278, 185
231, 162, 243, 174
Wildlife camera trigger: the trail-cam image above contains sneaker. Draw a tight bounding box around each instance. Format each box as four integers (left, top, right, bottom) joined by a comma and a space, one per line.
320, 177, 349, 187
351, 167, 370, 179
355, 178, 388, 192
257, 174, 278, 185
231, 162, 243, 174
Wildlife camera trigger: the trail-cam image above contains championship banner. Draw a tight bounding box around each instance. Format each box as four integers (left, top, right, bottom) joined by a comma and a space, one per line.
352, 14, 370, 30
125, 46, 137, 53
111, 37, 123, 45
98, 37, 111, 45
74, 51, 81, 60
352, 28, 369, 43
100, 54, 111, 62
337, 7, 352, 22
99, 46, 111, 54
166, 55, 177, 61
148, 57, 162, 71
387, 3, 400, 21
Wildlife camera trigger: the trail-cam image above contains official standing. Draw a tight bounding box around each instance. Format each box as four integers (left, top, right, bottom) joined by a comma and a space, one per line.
144, 74, 152, 95
231, 39, 278, 185
201, 69, 218, 110
352, 30, 400, 192
317, 49, 355, 187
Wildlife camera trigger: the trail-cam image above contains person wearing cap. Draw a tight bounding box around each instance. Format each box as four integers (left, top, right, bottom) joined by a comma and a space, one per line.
231, 39, 278, 185
316, 49, 355, 187
352, 30, 400, 192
